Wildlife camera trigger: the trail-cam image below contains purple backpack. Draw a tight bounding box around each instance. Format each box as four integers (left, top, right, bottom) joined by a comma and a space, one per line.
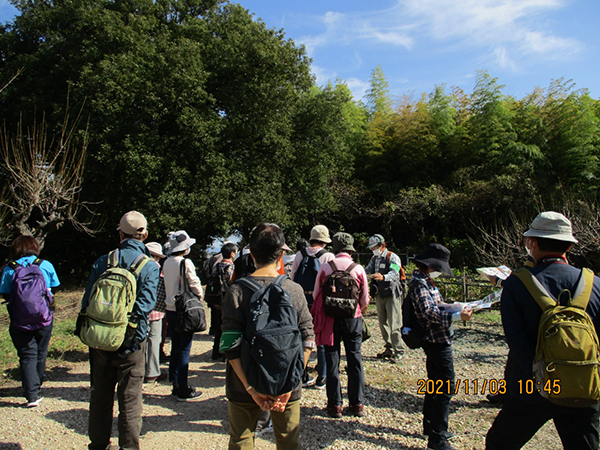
8, 258, 52, 331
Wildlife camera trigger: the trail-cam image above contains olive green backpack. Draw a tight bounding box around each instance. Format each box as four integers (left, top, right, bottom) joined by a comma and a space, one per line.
515, 267, 600, 407
78, 249, 150, 351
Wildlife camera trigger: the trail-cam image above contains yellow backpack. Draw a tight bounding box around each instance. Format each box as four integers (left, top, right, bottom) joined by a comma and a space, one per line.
515, 267, 600, 407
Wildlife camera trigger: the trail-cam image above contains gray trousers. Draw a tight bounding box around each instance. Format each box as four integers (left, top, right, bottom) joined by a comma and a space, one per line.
375, 293, 405, 353
145, 319, 162, 378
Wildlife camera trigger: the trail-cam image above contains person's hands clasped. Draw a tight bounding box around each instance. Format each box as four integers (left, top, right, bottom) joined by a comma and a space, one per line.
248, 388, 273, 410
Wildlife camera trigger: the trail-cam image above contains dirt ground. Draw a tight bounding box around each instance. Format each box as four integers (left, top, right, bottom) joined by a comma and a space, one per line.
0, 310, 563, 450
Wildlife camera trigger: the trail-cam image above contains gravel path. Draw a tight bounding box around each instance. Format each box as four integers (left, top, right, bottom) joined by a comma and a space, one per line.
0, 309, 562, 450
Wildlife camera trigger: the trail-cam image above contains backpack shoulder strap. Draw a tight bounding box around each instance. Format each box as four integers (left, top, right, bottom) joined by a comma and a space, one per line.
569, 268, 595, 311
130, 253, 151, 277
328, 260, 338, 272
315, 249, 326, 259
273, 274, 288, 287
386, 252, 392, 264
107, 249, 119, 268
300, 248, 308, 258
514, 267, 556, 312
346, 262, 358, 273
235, 276, 263, 293
8, 261, 19, 270
32, 258, 43, 266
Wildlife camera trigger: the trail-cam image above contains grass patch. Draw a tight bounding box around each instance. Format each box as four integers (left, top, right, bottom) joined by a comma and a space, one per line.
1, 288, 86, 382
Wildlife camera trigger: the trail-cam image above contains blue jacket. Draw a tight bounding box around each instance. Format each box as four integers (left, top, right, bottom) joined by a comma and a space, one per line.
501, 261, 600, 404
81, 239, 159, 346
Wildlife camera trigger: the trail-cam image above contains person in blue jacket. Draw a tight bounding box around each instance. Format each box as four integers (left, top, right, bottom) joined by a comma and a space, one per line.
0, 235, 60, 408
80, 211, 159, 450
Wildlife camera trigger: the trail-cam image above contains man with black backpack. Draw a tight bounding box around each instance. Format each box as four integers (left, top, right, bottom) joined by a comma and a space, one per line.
366, 234, 406, 362
79, 211, 159, 450
486, 212, 600, 450
311, 232, 370, 419
290, 224, 334, 389
220, 222, 315, 450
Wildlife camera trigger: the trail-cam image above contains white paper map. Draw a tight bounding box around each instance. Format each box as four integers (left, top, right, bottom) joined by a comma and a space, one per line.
476, 265, 512, 280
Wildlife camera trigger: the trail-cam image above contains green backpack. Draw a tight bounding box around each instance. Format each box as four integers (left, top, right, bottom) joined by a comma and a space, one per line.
515, 267, 600, 407
79, 249, 150, 351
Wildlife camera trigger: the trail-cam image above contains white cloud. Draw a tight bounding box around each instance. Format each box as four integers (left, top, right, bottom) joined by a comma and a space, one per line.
298, 0, 579, 72
494, 47, 518, 71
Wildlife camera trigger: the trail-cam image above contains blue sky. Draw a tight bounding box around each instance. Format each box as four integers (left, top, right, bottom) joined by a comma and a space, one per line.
1, 0, 599, 102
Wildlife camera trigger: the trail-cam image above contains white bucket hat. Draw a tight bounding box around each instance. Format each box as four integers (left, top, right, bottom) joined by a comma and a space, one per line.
523, 211, 578, 243
145, 242, 164, 257
169, 230, 196, 253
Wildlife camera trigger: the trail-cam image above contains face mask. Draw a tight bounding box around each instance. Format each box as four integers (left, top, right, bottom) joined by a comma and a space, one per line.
429, 271, 442, 279
372, 248, 382, 257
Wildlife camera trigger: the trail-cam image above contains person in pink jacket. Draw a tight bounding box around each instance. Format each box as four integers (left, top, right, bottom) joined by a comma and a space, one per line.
311, 232, 370, 419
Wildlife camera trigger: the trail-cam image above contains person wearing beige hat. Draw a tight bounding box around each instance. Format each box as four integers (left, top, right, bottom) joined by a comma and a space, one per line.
80, 211, 160, 450
486, 212, 600, 450
290, 225, 335, 389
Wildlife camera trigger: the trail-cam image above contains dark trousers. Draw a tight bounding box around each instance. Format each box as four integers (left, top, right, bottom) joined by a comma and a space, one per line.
10, 321, 53, 402
211, 306, 223, 357
486, 394, 600, 450
88, 340, 146, 450
422, 341, 455, 446
324, 316, 364, 407
166, 310, 194, 389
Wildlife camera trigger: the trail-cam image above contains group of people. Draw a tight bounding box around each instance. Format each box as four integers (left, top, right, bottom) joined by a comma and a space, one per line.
2, 210, 600, 450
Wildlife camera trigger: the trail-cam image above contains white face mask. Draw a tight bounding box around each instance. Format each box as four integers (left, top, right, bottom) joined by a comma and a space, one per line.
372, 248, 382, 257
429, 271, 442, 279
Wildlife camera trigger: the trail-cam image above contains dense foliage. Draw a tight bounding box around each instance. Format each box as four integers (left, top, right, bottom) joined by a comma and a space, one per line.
1, 2, 599, 272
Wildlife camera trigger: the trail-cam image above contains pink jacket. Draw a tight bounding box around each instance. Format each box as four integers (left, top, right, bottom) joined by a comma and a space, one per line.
311, 253, 370, 346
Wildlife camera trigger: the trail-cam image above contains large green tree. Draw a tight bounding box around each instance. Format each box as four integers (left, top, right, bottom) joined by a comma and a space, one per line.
0, 0, 354, 259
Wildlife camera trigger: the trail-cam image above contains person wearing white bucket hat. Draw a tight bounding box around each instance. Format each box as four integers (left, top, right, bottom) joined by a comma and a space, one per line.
162, 230, 203, 401
486, 212, 600, 450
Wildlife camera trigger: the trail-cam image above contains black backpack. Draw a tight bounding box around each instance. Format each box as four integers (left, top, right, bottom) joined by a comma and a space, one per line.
235, 275, 304, 396
205, 261, 231, 306
294, 248, 326, 307
401, 281, 426, 349
321, 260, 361, 318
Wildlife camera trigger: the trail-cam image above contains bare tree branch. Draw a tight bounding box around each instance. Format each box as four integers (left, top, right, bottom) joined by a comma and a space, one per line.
0, 106, 97, 248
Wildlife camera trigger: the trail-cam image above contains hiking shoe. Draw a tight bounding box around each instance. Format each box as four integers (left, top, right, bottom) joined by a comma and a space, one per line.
427, 441, 456, 450
315, 376, 326, 390
377, 348, 394, 359
350, 404, 365, 417
255, 423, 274, 436
326, 405, 342, 418
177, 387, 202, 401
26, 397, 43, 408
302, 376, 316, 388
